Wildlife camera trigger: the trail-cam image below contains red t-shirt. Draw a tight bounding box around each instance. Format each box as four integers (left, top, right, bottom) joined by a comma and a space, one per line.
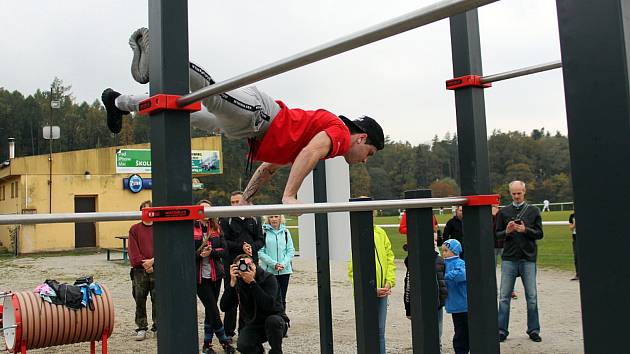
253, 101, 351, 165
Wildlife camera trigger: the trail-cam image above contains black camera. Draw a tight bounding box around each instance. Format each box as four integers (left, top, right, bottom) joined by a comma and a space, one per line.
238, 259, 249, 272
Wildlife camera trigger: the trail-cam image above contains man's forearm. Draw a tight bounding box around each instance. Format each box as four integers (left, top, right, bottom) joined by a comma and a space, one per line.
242, 163, 281, 202
283, 149, 324, 200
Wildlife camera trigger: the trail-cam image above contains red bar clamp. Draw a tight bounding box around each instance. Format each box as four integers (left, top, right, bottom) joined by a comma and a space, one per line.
465, 194, 500, 206
142, 205, 205, 222
138, 94, 202, 115
446, 75, 492, 90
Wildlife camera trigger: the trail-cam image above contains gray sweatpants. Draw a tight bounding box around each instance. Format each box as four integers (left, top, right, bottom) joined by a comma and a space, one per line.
115, 62, 281, 139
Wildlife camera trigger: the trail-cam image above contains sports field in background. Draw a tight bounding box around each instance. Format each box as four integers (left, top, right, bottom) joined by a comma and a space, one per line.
285, 210, 575, 272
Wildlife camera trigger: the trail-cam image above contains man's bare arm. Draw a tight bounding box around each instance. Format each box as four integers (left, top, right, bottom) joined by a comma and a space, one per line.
242, 162, 284, 202
282, 131, 332, 204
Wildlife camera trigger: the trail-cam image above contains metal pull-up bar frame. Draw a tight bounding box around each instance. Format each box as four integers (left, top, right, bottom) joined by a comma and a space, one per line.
0, 196, 485, 225
175, 0, 499, 107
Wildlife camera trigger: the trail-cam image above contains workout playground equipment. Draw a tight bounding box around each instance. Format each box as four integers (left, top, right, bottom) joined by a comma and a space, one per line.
3, 0, 628, 353
0, 287, 114, 354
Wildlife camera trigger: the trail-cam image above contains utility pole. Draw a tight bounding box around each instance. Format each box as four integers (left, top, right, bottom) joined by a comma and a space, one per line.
49, 85, 53, 213
48, 84, 60, 213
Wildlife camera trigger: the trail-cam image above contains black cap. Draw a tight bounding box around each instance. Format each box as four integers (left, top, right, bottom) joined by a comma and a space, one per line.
339, 115, 385, 150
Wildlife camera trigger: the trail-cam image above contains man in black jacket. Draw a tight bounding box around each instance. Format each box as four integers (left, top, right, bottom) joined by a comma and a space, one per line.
221, 254, 286, 354
495, 181, 544, 343
443, 206, 464, 259
219, 191, 266, 337
443, 206, 464, 244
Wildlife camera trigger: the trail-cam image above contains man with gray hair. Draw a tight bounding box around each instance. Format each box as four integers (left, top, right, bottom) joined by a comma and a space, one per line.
495, 181, 544, 343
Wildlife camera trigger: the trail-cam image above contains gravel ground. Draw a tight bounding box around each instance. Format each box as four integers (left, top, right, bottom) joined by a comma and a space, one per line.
0, 253, 583, 353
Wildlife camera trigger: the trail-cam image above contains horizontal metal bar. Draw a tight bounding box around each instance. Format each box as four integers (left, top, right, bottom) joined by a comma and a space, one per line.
0, 211, 142, 225
0, 197, 469, 225
0, 325, 18, 331
177, 0, 498, 106
480, 60, 562, 84
379, 221, 570, 228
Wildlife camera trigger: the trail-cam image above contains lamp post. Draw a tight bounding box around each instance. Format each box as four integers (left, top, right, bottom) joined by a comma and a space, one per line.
47, 85, 60, 213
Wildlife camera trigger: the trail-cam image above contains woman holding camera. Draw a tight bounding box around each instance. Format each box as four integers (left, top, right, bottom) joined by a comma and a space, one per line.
258, 215, 295, 311
194, 200, 235, 354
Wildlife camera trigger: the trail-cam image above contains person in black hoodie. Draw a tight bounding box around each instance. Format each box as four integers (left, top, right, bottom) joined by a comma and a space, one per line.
219, 191, 266, 337
495, 181, 544, 343
221, 254, 286, 354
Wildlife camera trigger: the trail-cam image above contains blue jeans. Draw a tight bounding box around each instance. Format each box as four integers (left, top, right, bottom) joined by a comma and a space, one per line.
498, 260, 540, 337
377, 296, 388, 354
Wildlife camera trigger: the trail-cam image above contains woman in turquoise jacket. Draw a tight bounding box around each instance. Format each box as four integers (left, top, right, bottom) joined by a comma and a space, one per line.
258, 215, 295, 311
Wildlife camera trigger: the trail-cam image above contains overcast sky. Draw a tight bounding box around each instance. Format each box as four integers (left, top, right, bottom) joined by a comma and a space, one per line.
1, 0, 565, 145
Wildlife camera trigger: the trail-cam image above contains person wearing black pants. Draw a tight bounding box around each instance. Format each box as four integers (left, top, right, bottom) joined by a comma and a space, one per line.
194, 200, 235, 354
220, 191, 266, 338
221, 255, 287, 354
258, 215, 295, 312
442, 239, 470, 354
275, 275, 290, 310
237, 315, 286, 354
452, 312, 470, 354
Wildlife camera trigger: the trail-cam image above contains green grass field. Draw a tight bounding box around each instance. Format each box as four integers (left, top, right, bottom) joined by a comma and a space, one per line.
286, 211, 575, 272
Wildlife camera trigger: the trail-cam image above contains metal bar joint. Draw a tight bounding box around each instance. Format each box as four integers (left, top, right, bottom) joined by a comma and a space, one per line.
139, 94, 201, 115
465, 194, 499, 206
141, 205, 205, 223
446, 75, 491, 90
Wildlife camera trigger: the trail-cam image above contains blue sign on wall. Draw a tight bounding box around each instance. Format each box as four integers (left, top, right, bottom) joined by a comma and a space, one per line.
123, 175, 153, 193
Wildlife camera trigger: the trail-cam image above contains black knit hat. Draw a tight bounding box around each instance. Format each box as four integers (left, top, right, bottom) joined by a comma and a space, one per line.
339, 115, 385, 150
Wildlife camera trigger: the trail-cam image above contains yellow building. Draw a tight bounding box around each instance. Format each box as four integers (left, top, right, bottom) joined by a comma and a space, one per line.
0, 136, 222, 254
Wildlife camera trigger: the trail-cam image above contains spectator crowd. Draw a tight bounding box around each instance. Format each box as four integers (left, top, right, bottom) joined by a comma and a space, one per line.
127, 180, 574, 353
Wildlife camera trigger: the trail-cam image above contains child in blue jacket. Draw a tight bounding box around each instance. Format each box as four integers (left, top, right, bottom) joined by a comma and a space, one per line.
442, 239, 469, 354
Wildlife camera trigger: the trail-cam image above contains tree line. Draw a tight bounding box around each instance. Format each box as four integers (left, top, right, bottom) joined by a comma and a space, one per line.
1, 80, 572, 207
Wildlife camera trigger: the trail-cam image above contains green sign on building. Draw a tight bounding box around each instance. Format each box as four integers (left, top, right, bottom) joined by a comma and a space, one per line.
116, 149, 221, 175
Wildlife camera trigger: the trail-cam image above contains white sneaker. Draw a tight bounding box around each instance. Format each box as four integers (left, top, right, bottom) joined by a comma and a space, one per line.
134, 330, 147, 341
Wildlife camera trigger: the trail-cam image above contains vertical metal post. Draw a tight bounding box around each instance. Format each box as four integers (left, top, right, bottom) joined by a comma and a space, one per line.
313, 160, 334, 354
404, 189, 440, 354
556, 1, 630, 352
349, 197, 379, 354
449, 10, 499, 354
148, 1, 198, 353
48, 85, 53, 214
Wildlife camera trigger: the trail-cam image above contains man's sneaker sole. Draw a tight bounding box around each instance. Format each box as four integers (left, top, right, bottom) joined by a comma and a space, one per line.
101, 88, 128, 134
130, 27, 150, 84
